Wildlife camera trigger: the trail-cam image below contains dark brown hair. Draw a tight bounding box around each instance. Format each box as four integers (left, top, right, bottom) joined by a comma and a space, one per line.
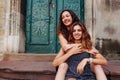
57, 9, 80, 41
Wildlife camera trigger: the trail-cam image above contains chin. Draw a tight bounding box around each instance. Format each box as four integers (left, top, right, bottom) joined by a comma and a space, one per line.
75, 37, 81, 40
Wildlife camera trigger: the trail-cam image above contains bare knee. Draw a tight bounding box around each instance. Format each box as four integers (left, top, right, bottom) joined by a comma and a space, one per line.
93, 65, 102, 70
59, 63, 68, 70
55, 63, 68, 80
91, 64, 103, 72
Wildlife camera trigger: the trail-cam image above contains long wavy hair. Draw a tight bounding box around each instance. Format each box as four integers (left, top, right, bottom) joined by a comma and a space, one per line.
57, 9, 80, 41
68, 21, 92, 50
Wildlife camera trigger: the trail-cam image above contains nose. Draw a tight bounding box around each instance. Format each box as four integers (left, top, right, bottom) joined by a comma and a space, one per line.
63, 17, 67, 21
75, 30, 78, 34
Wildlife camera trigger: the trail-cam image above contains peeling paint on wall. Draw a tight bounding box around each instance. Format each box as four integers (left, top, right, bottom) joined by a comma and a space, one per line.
94, 0, 120, 59
105, 0, 120, 11
104, 26, 116, 35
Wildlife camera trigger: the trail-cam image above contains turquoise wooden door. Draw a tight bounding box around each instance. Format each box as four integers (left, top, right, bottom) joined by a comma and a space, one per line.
26, 0, 57, 53
26, 0, 84, 53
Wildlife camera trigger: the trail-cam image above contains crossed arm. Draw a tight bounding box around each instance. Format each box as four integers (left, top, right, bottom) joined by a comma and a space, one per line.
52, 46, 81, 67
53, 46, 108, 74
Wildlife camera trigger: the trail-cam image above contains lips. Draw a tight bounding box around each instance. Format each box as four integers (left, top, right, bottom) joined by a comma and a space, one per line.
64, 19, 71, 26
74, 34, 81, 39
64, 19, 69, 24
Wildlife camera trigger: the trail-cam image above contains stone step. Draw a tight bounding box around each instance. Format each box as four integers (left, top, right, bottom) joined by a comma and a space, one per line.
0, 61, 55, 80
0, 53, 119, 80
2, 53, 56, 61
0, 71, 55, 80
0, 53, 56, 80
103, 60, 120, 80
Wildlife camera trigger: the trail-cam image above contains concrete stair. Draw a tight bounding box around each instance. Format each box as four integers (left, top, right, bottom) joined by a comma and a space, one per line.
0, 53, 56, 80
0, 53, 119, 80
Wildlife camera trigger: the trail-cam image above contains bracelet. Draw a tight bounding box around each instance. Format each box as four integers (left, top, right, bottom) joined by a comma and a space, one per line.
89, 58, 93, 64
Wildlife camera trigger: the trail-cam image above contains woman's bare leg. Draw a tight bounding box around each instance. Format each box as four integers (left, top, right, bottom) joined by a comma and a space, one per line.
55, 63, 68, 80
91, 64, 107, 80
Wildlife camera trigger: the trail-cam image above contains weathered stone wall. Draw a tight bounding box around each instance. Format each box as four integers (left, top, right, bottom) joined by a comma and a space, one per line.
0, 0, 25, 53
92, 0, 120, 59
0, 0, 5, 53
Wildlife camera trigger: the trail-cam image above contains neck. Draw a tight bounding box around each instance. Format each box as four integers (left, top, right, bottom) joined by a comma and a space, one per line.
75, 40, 80, 43
66, 25, 71, 30
67, 26, 70, 30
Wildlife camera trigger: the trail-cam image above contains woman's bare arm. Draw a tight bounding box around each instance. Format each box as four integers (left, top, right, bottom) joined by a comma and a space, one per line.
77, 47, 108, 73
58, 33, 81, 52
92, 53, 108, 65
88, 47, 108, 65
52, 46, 82, 67
58, 34, 71, 51
52, 48, 72, 67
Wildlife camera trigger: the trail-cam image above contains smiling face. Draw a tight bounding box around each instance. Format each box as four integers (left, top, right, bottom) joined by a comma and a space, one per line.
72, 25, 82, 42
68, 21, 92, 49
62, 11, 73, 27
